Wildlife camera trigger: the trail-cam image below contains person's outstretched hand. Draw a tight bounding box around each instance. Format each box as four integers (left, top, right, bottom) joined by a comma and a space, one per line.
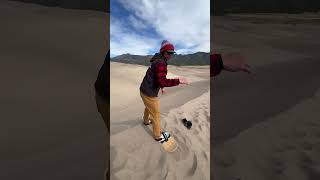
222, 53, 251, 73
179, 77, 189, 85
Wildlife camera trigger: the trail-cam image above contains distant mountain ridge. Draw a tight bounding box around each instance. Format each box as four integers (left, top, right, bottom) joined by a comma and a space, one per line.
111, 52, 210, 66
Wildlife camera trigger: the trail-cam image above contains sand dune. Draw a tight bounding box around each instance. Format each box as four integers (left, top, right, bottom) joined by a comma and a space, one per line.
110, 62, 209, 122
1, 1, 108, 179
3, 1, 320, 179
110, 62, 195, 112
214, 89, 320, 180
110, 63, 210, 180
212, 14, 320, 180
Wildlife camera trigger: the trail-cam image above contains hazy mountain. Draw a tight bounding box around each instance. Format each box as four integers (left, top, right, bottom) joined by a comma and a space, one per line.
111, 52, 210, 66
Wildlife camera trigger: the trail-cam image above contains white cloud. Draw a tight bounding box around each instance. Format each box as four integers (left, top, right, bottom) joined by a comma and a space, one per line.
176, 48, 193, 55
118, 0, 210, 53
128, 15, 148, 30
110, 16, 158, 57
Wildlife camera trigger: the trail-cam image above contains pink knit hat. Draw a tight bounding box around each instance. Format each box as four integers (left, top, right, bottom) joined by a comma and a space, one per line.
160, 40, 175, 53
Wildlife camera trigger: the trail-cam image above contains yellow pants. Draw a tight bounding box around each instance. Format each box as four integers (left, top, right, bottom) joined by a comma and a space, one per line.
140, 91, 161, 139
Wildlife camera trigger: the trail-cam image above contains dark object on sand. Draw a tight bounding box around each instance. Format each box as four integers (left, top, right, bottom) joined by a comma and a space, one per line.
182, 118, 192, 129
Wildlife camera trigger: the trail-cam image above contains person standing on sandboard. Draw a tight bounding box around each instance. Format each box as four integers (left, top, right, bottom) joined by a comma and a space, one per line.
140, 40, 189, 143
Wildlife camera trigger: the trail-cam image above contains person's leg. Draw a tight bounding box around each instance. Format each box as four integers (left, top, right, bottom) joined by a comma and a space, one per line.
140, 92, 161, 139
151, 99, 161, 139
143, 107, 151, 124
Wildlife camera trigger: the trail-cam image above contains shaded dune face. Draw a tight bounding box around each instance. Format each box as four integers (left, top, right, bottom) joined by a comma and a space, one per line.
0, 1, 108, 179
10, 0, 109, 12
211, 13, 320, 180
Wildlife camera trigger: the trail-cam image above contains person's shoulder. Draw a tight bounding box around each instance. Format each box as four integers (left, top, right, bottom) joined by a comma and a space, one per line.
154, 59, 166, 67
151, 53, 165, 64
150, 53, 161, 62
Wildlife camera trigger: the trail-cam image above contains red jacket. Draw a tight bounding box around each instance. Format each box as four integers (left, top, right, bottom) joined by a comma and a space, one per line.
140, 53, 180, 97
211, 54, 223, 77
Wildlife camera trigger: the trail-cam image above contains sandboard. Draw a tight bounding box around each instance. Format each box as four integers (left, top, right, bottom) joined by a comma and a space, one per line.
144, 120, 178, 152
161, 134, 178, 153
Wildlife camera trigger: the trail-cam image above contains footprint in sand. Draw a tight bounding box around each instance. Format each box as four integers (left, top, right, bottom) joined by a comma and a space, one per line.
194, 118, 199, 123
174, 118, 179, 124
173, 127, 182, 136
193, 129, 200, 135
202, 151, 209, 161
187, 153, 198, 176
198, 124, 203, 131
174, 137, 191, 160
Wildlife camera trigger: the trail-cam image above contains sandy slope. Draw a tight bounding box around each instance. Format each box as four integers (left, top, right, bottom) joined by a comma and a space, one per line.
211, 14, 320, 180
110, 62, 193, 112
0, 1, 108, 179
110, 63, 210, 180
213, 89, 320, 180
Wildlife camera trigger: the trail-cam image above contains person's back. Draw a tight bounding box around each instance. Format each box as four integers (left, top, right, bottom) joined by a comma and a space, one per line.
140, 53, 167, 97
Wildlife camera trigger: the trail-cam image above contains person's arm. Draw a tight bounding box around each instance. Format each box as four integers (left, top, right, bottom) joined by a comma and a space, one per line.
210, 53, 224, 77
211, 52, 251, 76
155, 61, 180, 88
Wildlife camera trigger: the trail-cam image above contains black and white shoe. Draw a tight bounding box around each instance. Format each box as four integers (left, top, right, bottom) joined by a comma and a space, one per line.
155, 131, 171, 143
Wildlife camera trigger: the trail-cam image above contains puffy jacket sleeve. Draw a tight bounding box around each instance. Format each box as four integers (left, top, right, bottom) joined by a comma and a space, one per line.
210, 53, 223, 77
155, 61, 180, 87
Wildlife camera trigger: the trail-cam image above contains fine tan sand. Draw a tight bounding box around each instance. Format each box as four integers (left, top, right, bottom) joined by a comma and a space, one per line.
214, 88, 320, 180
3, 1, 320, 179
0, 1, 108, 179
110, 62, 210, 180
212, 14, 320, 180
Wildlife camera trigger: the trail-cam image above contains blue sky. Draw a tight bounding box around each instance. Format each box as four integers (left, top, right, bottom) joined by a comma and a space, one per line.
110, 0, 210, 57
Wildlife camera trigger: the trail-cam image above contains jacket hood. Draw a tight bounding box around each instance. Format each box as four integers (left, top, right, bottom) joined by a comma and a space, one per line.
150, 53, 166, 63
